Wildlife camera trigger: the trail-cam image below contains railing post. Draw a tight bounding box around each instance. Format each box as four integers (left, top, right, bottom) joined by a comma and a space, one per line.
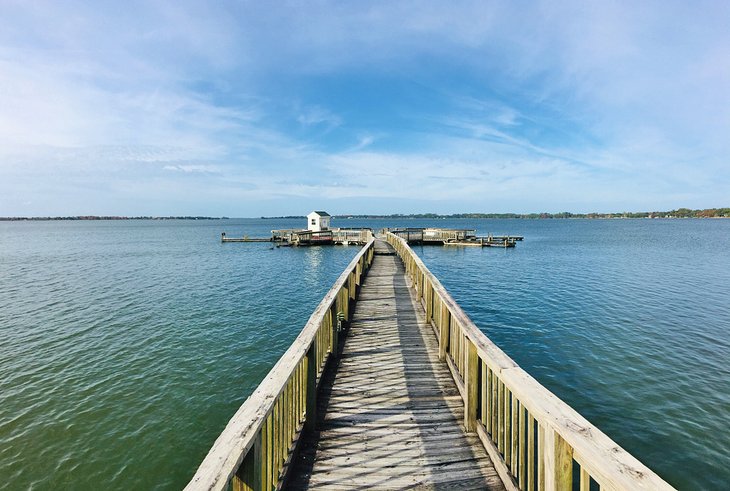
543, 427, 573, 491
465, 339, 478, 431
305, 344, 317, 433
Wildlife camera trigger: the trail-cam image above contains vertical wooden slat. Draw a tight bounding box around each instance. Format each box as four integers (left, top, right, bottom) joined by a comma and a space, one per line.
538, 423, 545, 491
519, 404, 526, 489
505, 388, 512, 468
465, 339, 478, 431
232, 437, 257, 491
438, 306, 449, 361
330, 308, 338, 359
543, 428, 573, 491
448, 320, 454, 358
343, 287, 349, 320
305, 344, 316, 433
490, 370, 498, 440
279, 393, 285, 472
254, 431, 263, 491
528, 413, 535, 491
290, 375, 295, 437
462, 333, 467, 377
426, 284, 432, 320
260, 418, 267, 491
285, 380, 291, 457
511, 395, 518, 475
272, 400, 279, 485
280, 389, 286, 469
498, 380, 505, 453
580, 467, 590, 491
266, 415, 273, 491
294, 364, 298, 428
480, 361, 487, 425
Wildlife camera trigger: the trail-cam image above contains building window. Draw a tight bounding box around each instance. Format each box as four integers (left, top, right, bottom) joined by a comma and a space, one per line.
311, 219, 316, 225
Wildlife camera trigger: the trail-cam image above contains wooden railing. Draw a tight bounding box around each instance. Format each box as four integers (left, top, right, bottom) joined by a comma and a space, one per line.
386, 232, 675, 491
185, 236, 375, 491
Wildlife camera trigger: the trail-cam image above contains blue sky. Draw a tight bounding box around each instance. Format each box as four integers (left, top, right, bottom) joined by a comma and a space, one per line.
1, 1, 728, 216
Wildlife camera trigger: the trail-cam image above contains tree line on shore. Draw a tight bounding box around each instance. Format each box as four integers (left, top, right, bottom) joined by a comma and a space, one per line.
0, 216, 228, 221
264, 208, 730, 219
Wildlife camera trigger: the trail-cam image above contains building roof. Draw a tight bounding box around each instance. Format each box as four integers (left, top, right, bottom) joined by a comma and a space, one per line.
309, 211, 331, 217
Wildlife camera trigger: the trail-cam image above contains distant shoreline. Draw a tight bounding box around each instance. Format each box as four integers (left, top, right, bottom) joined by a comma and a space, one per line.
3, 208, 728, 221
262, 208, 730, 220
0, 216, 229, 221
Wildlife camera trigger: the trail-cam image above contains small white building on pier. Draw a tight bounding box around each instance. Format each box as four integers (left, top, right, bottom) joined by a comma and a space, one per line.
307, 211, 331, 232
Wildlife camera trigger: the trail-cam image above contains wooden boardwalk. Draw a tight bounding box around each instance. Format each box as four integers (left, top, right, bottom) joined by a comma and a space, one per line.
288, 240, 505, 490
187, 234, 674, 491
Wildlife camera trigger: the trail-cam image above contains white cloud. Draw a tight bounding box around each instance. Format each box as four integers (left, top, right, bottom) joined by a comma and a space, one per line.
0, 1, 728, 215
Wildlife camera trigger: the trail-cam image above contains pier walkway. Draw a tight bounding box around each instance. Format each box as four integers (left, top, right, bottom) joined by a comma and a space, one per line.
186, 234, 675, 491
287, 240, 504, 489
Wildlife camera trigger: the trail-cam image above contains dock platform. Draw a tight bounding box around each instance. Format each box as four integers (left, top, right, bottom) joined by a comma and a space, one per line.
388, 228, 522, 247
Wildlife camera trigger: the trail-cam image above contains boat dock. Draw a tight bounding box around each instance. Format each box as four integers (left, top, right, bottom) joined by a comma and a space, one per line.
388, 228, 524, 248
221, 229, 373, 246
186, 233, 674, 491
222, 227, 523, 248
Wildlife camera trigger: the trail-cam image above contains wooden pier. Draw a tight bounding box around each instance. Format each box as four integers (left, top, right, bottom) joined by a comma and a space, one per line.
286, 239, 504, 489
187, 233, 675, 491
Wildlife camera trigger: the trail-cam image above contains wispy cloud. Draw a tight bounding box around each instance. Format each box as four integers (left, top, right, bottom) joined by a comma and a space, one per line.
297, 106, 342, 129
0, 1, 728, 215
163, 164, 220, 174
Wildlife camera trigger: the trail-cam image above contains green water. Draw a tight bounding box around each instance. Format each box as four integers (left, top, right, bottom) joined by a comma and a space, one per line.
1, 218, 728, 489
0, 219, 358, 489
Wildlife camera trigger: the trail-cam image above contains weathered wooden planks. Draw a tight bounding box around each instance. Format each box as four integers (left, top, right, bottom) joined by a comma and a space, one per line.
287, 240, 505, 490
185, 237, 375, 491
385, 232, 676, 491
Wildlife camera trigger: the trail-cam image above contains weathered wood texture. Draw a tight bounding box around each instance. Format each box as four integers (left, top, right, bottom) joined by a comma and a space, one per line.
385, 232, 676, 491
185, 236, 375, 491
288, 240, 506, 490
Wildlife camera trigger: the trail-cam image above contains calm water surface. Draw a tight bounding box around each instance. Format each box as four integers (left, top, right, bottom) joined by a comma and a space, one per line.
1, 218, 728, 490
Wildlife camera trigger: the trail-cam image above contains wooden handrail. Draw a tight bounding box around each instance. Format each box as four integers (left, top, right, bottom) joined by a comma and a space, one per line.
186, 235, 375, 491
386, 232, 675, 491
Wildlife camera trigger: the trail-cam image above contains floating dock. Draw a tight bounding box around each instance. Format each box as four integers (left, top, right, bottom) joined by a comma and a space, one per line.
220, 233, 272, 243
388, 228, 523, 248
187, 233, 674, 491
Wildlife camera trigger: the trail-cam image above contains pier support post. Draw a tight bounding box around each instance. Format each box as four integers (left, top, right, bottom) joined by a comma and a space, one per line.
305, 344, 317, 433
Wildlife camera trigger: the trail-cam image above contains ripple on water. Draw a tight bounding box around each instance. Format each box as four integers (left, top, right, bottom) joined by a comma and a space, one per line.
0, 219, 359, 490
417, 219, 730, 490
1, 219, 729, 490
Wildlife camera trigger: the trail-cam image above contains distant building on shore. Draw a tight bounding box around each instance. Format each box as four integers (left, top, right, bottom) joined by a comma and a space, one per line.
307, 211, 331, 232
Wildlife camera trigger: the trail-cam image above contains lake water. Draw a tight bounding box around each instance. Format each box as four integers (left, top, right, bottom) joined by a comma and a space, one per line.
1, 218, 728, 490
